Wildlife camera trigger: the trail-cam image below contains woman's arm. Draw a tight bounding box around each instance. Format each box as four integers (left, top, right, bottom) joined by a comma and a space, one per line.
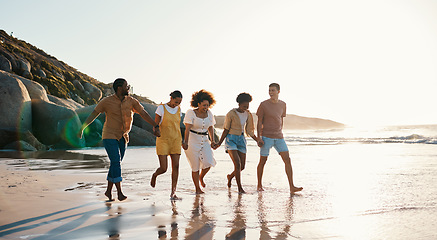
208, 125, 216, 147
182, 123, 192, 150
216, 129, 229, 149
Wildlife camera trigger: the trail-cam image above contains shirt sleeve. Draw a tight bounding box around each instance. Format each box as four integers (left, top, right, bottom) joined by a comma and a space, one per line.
94, 98, 106, 113
155, 105, 164, 116
223, 111, 232, 130
282, 101, 287, 117
256, 102, 264, 117
132, 98, 145, 114
208, 110, 216, 127
183, 109, 194, 125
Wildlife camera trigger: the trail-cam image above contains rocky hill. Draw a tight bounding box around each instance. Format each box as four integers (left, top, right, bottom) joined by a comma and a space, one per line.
0, 30, 154, 105
215, 113, 345, 130
0, 29, 158, 151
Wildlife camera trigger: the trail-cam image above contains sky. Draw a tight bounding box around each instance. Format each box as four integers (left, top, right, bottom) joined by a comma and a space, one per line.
1, 0, 437, 126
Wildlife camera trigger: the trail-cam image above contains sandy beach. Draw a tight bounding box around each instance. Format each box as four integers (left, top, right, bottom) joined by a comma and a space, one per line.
1, 140, 437, 239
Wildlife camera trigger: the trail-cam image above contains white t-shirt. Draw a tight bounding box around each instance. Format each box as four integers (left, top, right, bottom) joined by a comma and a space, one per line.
155, 104, 181, 124
235, 110, 248, 134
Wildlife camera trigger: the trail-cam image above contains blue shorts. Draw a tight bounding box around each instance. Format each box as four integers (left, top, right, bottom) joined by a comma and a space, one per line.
225, 134, 247, 153
260, 136, 289, 157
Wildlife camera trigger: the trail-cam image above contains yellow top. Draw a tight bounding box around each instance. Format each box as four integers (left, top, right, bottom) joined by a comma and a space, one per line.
156, 104, 182, 155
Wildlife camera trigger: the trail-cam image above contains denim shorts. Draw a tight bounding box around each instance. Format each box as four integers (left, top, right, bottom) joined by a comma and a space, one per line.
225, 134, 247, 153
260, 136, 289, 156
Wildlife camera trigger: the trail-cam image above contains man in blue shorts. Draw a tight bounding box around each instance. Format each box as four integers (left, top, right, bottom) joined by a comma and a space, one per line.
256, 83, 303, 193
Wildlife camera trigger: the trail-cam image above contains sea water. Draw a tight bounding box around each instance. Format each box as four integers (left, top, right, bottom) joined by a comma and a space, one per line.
2, 124, 436, 239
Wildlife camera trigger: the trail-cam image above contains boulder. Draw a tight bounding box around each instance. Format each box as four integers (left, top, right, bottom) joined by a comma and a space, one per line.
0, 54, 12, 72
32, 99, 85, 148
83, 82, 102, 101
132, 102, 158, 133
128, 125, 156, 146
72, 80, 85, 92
0, 128, 47, 151
75, 105, 105, 147
71, 94, 85, 105
0, 70, 32, 131
18, 58, 32, 79
37, 69, 46, 78
16, 75, 49, 101
0, 50, 19, 72
48, 94, 83, 110
3, 140, 37, 151
52, 70, 64, 80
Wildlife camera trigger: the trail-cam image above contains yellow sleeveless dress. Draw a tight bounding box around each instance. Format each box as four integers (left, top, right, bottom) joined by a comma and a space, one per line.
156, 104, 182, 155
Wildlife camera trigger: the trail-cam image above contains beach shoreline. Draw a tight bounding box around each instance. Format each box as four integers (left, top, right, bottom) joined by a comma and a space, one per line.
1, 142, 437, 239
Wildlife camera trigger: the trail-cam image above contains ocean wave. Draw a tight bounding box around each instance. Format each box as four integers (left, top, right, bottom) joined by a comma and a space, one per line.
280, 134, 437, 145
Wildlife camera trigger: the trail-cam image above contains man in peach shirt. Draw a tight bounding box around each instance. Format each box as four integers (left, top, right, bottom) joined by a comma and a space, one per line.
79, 78, 160, 201
256, 83, 303, 193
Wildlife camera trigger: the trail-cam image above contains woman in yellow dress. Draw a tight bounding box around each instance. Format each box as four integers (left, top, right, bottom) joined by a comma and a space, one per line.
151, 90, 183, 199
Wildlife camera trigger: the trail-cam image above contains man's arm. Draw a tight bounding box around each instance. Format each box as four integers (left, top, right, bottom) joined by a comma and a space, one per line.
138, 108, 161, 137
78, 110, 100, 139
257, 115, 264, 147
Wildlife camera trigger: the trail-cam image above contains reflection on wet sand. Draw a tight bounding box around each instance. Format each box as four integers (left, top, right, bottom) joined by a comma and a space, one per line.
226, 191, 246, 240
156, 200, 179, 240
0, 150, 107, 170
105, 202, 121, 240
257, 192, 295, 240
185, 195, 214, 240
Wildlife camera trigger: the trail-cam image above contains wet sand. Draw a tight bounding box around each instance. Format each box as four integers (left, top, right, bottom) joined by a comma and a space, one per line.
1, 144, 437, 239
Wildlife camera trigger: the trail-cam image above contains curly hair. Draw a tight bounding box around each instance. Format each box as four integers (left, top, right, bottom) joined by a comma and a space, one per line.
190, 89, 216, 108
236, 92, 252, 103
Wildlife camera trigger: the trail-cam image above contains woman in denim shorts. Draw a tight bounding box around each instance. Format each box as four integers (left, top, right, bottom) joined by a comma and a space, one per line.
215, 93, 260, 193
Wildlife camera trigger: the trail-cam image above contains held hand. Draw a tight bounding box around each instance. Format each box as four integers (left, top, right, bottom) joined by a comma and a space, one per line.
212, 142, 220, 150
182, 142, 188, 150
257, 139, 264, 147
153, 127, 161, 137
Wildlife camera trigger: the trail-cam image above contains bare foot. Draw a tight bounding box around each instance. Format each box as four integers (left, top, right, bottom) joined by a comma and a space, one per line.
227, 174, 232, 188
170, 194, 182, 200
118, 194, 127, 201
257, 185, 264, 192
291, 186, 303, 193
150, 173, 157, 188
238, 189, 246, 194
195, 189, 205, 194
199, 178, 206, 188
105, 191, 114, 201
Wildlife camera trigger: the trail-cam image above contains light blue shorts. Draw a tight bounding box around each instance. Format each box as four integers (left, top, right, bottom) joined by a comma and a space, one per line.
225, 134, 247, 153
260, 136, 289, 157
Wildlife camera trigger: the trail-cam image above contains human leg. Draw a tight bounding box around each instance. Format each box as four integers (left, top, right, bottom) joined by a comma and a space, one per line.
105, 181, 114, 201
258, 137, 273, 191
103, 139, 126, 200
199, 167, 210, 188
169, 154, 180, 199
257, 156, 268, 191
151, 155, 168, 187
191, 171, 204, 194
228, 150, 245, 193
279, 151, 302, 193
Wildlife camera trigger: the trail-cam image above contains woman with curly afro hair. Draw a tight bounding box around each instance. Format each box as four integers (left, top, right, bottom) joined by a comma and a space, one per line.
182, 90, 217, 194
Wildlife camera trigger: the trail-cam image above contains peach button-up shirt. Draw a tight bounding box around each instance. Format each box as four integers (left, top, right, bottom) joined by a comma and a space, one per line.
94, 94, 144, 143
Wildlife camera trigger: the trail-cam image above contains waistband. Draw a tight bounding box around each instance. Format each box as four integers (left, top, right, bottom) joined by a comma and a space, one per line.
190, 129, 208, 135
